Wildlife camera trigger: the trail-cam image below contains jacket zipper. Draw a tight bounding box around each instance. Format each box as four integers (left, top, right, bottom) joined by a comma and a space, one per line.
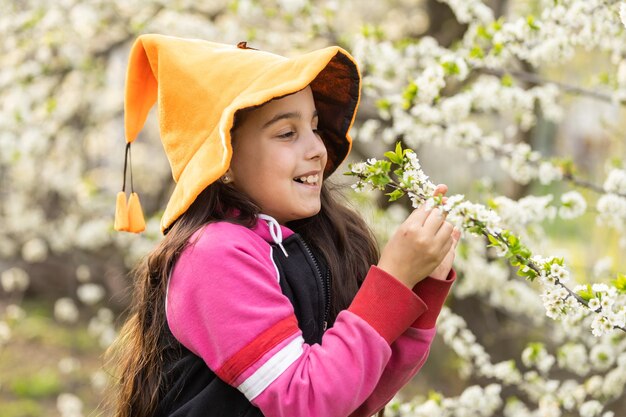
323, 269, 330, 330
298, 236, 330, 331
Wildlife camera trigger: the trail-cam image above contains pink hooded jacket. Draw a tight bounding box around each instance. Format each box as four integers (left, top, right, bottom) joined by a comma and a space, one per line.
166, 216, 455, 417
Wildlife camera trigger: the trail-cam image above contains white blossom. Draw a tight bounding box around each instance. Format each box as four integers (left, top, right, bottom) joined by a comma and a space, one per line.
538, 161, 564, 185
1, 267, 30, 293
596, 194, 626, 229
54, 298, 79, 324
603, 169, 626, 195
440, 0, 494, 24
75, 264, 91, 282
90, 370, 108, 392
522, 343, 555, 374
0, 321, 11, 346
276, 0, 307, 14
414, 65, 445, 104
589, 344, 615, 371
57, 392, 83, 417
579, 400, 603, 417
4, 304, 26, 321
58, 357, 81, 374
88, 308, 116, 348
76, 283, 105, 306
21, 237, 48, 263
618, 60, 626, 87
559, 191, 587, 219
592, 257, 612, 278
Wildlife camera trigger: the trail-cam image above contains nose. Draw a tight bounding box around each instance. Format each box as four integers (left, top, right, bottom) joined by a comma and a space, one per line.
304, 128, 327, 162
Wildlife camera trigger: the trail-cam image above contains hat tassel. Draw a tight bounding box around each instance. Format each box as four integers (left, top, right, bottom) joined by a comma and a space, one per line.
127, 192, 146, 232
114, 191, 130, 231
114, 143, 146, 233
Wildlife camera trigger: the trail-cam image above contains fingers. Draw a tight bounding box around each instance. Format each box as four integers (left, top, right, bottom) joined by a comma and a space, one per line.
433, 183, 448, 197
434, 184, 449, 206
435, 220, 454, 241
452, 227, 461, 244
423, 207, 447, 235
406, 202, 434, 227
406, 183, 453, 232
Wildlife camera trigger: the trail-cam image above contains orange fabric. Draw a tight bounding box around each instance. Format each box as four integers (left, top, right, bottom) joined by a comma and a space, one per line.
119, 34, 361, 234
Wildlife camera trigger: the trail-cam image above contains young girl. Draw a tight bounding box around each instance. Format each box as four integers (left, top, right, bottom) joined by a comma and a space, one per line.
109, 34, 459, 417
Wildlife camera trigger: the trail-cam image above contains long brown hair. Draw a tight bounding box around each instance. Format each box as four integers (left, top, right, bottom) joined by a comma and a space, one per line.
106, 176, 381, 417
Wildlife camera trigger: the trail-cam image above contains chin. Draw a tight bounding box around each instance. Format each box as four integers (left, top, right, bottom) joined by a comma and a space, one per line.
288, 207, 321, 222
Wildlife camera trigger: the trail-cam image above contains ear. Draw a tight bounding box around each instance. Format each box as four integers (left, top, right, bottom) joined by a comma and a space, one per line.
221, 169, 234, 184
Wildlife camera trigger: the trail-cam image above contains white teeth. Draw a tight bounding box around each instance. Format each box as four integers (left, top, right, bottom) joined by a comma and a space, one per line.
296, 174, 319, 184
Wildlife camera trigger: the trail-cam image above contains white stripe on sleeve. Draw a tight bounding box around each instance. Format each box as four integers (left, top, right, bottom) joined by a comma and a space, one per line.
237, 335, 305, 401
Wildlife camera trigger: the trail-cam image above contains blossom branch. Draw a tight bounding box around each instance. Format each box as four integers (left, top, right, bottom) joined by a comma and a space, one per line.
477, 67, 620, 105
347, 143, 626, 336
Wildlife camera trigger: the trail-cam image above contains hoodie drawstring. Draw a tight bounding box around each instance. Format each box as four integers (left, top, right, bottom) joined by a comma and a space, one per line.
257, 214, 289, 258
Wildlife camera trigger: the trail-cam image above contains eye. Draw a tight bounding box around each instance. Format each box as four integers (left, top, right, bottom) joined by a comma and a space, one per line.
277, 130, 296, 139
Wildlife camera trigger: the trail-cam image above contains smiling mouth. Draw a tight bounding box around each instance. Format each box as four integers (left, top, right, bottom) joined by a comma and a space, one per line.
293, 174, 320, 186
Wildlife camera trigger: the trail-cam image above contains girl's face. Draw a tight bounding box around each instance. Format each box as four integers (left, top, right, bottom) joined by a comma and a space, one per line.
229, 86, 328, 224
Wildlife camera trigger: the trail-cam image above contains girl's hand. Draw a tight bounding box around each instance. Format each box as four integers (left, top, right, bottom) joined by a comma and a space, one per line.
377, 184, 456, 289
429, 228, 461, 280
429, 184, 461, 280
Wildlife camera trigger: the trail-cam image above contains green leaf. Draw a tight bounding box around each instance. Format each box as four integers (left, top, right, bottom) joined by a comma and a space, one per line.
612, 273, 626, 294
441, 61, 460, 76
491, 18, 503, 31
526, 342, 544, 358
527, 15, 540, 30
384, 151, 402, 165
597, 71, 611, 85
428, 390, 443, 405
466, 225, 482, 234
518, 247, 532, 260
501, 74, 514, 87
361, 23, 372, 37
507, 233, 519, 248
493, 43, 504, 56
376, 98, 391, 111
609, 157, 623, 168
487, 234, 500, 247
552, 157, 574, 176
517, 267, 538, 280
469, 46, 484, 59
577, 284, 594, 302
386, 189, 404, 202
228, 0, 239, 13
476, 24, 491, 39
370, 174, 391, 189
45, 98, 57, 114
395, 142, 404, 161
402, 81, 418, 109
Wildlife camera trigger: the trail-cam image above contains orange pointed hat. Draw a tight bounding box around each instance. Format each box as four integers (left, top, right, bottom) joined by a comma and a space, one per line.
115, 34, 361, 234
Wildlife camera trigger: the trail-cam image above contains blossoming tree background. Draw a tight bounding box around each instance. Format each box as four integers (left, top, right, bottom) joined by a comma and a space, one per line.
1, 0, 625, 416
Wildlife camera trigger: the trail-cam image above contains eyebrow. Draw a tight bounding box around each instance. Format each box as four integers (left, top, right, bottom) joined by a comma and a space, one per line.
262, 110, 318, 129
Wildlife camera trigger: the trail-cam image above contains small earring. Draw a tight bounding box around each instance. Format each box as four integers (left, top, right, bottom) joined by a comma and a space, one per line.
222, 174, 232, 184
